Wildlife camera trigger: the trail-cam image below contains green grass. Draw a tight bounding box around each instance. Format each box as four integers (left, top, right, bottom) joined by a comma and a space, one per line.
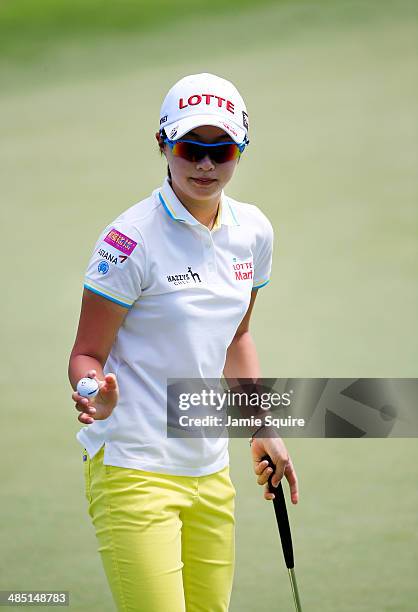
0, 0, 417, 610
0, 0, 280, 63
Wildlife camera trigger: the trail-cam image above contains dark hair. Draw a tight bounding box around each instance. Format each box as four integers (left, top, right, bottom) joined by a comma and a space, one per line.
158, 129, 172, 181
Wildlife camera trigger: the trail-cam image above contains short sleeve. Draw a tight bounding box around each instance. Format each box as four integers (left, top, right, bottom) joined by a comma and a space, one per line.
83, 222, 145, 308
252, 211, 274, 290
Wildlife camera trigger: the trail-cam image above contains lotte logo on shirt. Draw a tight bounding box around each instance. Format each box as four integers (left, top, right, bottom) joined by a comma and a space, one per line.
232, 259, 253, 281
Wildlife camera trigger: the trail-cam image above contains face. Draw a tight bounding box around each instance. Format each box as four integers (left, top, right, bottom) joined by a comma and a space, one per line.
156, 125, 240, 203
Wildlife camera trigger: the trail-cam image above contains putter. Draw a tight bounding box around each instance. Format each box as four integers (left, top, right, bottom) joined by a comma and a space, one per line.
261, 455, 303, 612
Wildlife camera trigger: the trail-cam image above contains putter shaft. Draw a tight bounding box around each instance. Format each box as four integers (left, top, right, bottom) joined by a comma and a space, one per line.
288, 567, 303, 612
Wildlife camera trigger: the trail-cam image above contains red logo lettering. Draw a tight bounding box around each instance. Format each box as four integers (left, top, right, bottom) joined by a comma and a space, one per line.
177, 93, 235, 114
235, 269, 253, 281
188, 94, 202, 106
221, 122, 238, 137
233, 260, 253, 280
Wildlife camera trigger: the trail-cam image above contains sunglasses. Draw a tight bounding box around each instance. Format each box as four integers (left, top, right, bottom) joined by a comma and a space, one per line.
162, 136, 247, 164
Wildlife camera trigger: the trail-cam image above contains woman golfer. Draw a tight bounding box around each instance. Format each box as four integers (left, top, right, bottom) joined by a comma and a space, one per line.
69, 73, 299, 612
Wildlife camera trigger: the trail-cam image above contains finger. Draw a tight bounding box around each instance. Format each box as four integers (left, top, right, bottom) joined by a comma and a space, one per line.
75, 403, 96, 415
71, 391, 96, 406
254, 459, 270, 476
72, 391, 91, 405
74, 401, 86, 412
72, 391, 94, 405
78, 412, 94, 424
99, 373, 117, 395
264, 482, 275, 501
285, 458, 299, 504
104, 373, 117, 388
271, 464, 286, 488
86, 369, 97, 379
74, 397, 96, 414
257, 466, 274, 485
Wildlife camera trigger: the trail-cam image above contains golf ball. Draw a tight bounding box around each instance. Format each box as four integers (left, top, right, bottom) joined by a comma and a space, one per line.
77, 377, 99, 399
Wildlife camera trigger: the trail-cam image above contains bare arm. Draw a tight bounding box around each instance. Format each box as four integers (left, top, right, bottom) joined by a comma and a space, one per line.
223, 289, 299, 504
68, 288, 128, 423
223, 289, 260, 379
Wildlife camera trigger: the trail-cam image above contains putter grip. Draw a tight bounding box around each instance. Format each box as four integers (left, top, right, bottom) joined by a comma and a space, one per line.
261, 454, 295, 569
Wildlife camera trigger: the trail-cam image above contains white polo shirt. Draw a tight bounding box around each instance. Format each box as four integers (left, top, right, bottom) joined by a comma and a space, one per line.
76, 177, 273, 476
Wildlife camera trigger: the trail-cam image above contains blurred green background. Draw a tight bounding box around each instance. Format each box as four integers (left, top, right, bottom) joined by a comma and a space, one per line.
1, 0, 417, 610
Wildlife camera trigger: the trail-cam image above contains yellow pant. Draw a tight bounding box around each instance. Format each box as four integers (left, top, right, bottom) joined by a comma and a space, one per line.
83, 446, 236, 612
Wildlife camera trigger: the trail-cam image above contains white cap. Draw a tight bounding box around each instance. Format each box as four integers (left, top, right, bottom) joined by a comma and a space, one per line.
159, 73, 249, 145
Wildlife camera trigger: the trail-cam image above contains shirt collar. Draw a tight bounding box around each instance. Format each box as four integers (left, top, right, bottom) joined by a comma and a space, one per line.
158, 177, 239, 230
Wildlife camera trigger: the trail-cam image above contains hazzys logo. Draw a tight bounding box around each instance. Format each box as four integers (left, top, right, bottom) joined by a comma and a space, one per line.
167, 266, 201, 286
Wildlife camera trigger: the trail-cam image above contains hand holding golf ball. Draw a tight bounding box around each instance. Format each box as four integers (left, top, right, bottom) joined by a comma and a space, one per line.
73, 370, 119, 423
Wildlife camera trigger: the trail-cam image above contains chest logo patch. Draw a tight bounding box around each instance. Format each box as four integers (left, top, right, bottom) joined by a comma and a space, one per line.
104, 228, 137, 256
232, 258, 253, 281
167, 266, 201, 286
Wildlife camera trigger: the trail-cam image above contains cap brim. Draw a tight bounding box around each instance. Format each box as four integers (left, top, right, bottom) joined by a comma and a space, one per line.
163, 114, 246, 144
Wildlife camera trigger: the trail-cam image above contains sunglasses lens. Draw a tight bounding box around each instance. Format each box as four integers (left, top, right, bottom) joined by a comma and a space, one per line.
171, 142, 240, 163
210, 144, 241, 163
171, 142, 203, 162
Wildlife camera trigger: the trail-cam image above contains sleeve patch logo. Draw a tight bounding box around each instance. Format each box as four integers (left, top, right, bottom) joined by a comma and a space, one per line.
104, 228, 138, 255
98, 261, 110, 275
